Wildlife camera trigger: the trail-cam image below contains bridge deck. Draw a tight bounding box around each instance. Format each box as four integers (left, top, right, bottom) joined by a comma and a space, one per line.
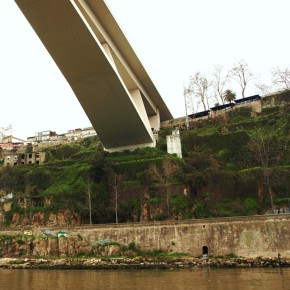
15, 0, 172, 150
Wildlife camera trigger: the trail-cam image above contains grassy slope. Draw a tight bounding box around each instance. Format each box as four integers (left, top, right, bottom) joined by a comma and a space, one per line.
0, 93, 289, 224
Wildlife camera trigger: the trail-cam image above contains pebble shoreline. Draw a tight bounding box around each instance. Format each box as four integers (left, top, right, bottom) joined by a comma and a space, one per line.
0, 257, 289, 270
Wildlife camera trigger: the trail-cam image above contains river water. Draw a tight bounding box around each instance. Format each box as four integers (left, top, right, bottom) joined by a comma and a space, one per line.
0, 268, 289, 290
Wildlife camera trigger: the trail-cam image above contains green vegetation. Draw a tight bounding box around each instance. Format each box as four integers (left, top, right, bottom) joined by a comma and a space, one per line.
0, 92, 289, 225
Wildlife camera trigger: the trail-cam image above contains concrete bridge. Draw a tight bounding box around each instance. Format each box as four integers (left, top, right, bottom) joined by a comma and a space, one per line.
15, 0, 172, 151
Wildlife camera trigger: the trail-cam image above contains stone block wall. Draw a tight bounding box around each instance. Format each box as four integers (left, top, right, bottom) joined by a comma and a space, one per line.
66, 215, 290, 258
1, 215, 290, 258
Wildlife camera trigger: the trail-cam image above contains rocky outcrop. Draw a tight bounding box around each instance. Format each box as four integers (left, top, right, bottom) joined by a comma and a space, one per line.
0, 234, 123, 258
9, 210, 81, 227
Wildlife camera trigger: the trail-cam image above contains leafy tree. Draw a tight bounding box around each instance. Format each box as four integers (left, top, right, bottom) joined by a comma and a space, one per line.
0, 166, 26, 193
90, 151, 106, 182
50, 144, 81, 161
223, 89, 236, 104
26, 169, 51, 191
93, 181, 110, 223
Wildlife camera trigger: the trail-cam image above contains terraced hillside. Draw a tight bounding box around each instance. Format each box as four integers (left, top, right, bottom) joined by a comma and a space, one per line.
0, 91, 289, 226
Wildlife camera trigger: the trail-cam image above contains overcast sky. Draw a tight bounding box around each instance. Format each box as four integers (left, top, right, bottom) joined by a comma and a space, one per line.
0, 0, 289, 140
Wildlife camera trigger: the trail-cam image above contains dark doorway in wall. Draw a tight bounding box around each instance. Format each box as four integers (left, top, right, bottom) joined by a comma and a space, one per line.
202, 246, 208, 255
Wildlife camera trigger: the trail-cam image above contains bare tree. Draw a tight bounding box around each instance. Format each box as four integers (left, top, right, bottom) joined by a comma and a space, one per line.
183, 86, 194, 129
149, 157, 180, 217
84, 175, 93, 225
271, 67, 290, 91
137, 169, 152, 222
231, 60, 255, 98
247, 128, 283, 209
183, 86, 195, 115
72, 171, 96, 225
255, 83, 272, 95
108, 171, 122, 224
212, 65, 230, 105
187, 72, 211, 111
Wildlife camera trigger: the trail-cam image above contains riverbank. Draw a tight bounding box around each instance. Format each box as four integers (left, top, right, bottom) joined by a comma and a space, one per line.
1, 256, 290, 270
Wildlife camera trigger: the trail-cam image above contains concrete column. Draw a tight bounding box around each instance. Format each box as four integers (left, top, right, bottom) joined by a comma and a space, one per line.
149, 109, 160, 131
166, 130, 182, 158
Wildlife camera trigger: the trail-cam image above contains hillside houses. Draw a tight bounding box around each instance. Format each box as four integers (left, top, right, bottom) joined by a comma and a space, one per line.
0, 136, 27, 162
27, 126, 97, 143
0, 135, 27, 148
0, 126, 97, 166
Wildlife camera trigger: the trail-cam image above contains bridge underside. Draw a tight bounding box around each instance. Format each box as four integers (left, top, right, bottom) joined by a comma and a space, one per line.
15, 0, 172, 151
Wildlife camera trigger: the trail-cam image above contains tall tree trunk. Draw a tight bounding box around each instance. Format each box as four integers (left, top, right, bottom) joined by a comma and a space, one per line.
202, 99, 207, 111
139, 188, 144, 223
166, 184, 170, 217
115, 187, 118, 224
88, 185, 92, 225
265, 170, 274, 209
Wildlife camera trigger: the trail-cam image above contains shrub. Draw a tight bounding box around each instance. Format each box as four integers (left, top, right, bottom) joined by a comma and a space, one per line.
244, 197, 260, 214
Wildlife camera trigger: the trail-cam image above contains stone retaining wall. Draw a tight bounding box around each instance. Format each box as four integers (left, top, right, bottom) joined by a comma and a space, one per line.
72, 215, 290, 258
1, 215, 290, 258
